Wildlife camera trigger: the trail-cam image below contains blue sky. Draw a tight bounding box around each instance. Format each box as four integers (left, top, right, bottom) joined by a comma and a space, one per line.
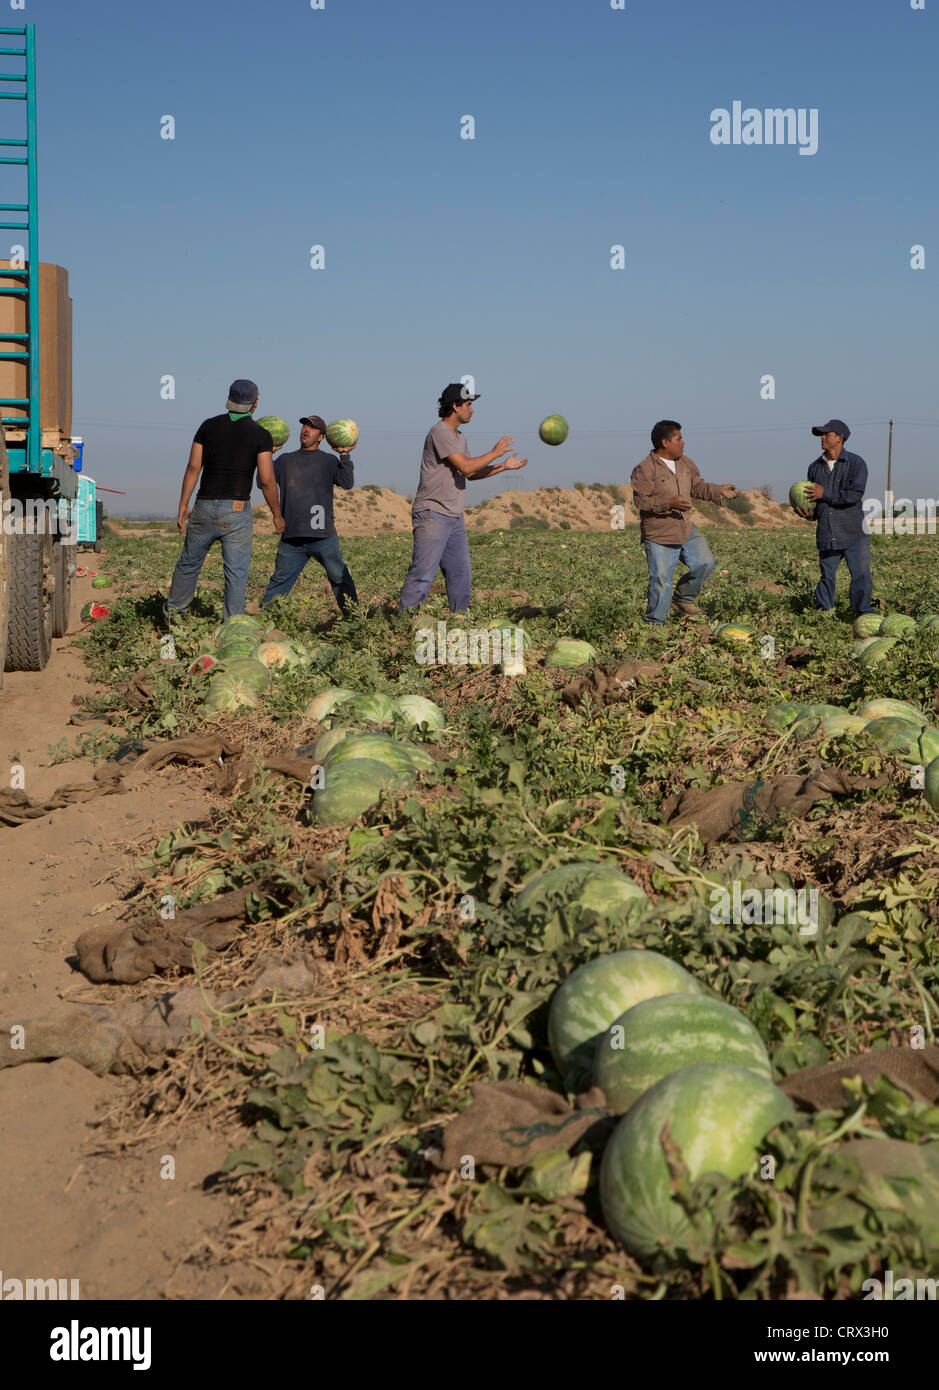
12, 0, 938, 512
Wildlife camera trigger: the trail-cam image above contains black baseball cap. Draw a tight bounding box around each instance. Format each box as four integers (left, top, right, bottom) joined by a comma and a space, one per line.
227, 378, 259, 409
812, 418, 850, 440
299, 414, 327, 433
439, 383, 481, 409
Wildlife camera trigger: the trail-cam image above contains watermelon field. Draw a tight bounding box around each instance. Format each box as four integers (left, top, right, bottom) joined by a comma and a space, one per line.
61, 517, 939, 1300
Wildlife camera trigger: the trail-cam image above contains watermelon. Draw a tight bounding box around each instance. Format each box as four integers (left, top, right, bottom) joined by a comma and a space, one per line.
917, 615, 939, 632
91, 575, 112, 589
851, 637, 880, 659
593, 994, 772, 1114
788, 704, 843, 738
539, 414, 569, 446
255, 639, 309, 670
880, 614, 916, 638
324, 732, 421, 781
188, 654, 219, 675
789, 480, 815, 511
858, 636, 899, 667
714, 623, 754, 646
499, 656, 526, 677
218, 656, 270, 695
256, 415, 290, 448
313, 727, 351, 761
218, 636, 262, 661
313, 757, 407, 827
861, 716, 926, 760
547, 950, 703, 1094
216, 614, 265, 640
857, 698, 927, 726
763, 702, 805, 732
853, 613, 883, 638
599, 1064, 794, 1260
393, 695, 446, 731
343, 692, 398, 726
304, 688, 357, 722
80, 601, 110, 623
202, 674, 258, 716
545, 638, 598, 669
325, 418, 359, 449
925, 756, 939, 811
819, 713, 869, 739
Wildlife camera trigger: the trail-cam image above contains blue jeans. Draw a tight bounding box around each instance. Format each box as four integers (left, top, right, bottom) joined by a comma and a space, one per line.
165, 499, 253, 621
815, 534, 873, 612
642, 527, 715, 623
398, 509, 471, 613
261, 535, 358, 613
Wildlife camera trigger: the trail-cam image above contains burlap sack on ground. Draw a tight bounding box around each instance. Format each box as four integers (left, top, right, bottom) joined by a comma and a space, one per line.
430, 1047, 939, 1171
74, 884, 264, 984
561, 661, 664, 711
662, 766, 887, 845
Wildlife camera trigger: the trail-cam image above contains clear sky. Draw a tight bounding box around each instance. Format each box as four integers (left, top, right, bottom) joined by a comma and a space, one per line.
11, 0, 938, 512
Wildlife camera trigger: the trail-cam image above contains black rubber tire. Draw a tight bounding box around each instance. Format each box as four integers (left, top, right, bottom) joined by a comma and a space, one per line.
5, 530, 54, 671
52, 540, 73, 638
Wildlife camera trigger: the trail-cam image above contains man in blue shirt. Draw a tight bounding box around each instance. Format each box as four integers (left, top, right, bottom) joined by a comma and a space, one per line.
793, 418, 875, 616
260, 413, 358, 614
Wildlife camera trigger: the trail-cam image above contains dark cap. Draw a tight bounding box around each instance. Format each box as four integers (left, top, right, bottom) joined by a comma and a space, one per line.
812, 418, 850, 440
439, 382, 481, 410
227, 378, 259, 409
299, 414, 327, 433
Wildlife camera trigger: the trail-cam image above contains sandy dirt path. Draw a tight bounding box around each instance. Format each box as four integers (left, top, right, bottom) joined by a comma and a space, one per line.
0, 561, 248, 1299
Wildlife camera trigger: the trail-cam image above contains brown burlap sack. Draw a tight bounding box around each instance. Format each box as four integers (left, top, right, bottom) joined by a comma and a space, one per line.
561, 661, 664, 711
662, 766, 887, 845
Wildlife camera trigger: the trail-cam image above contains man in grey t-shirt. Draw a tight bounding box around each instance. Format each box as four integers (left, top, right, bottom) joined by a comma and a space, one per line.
398, 383, 527, 613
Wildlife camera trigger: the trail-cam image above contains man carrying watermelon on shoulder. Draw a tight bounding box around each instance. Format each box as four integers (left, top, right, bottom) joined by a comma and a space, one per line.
398, 383, 527, 614
259, 413, 358, 615
791, 419, 875, 618
164, 378, 284, 622
631, 421, 738, 625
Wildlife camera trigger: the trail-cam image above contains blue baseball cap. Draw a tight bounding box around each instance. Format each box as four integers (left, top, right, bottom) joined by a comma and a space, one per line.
812, 418, 850, 440
227, 378, 259, 410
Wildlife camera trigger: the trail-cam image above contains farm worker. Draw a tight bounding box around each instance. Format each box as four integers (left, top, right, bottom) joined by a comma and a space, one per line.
791, 419, 875, 616
164, 379, 284, 621
260, 413, 359, 615
631, 420, 738, 625
398, 383, 527, 613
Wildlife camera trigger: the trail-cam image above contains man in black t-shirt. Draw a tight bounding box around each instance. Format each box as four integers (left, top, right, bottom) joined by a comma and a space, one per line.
260, 412, 359, 614
164, 378, 285, 621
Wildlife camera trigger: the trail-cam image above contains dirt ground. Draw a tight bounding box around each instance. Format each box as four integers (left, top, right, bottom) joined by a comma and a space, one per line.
0, 560, 252, 1300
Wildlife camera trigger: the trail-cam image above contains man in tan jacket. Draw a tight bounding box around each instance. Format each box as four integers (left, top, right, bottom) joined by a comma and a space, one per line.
630, 420, 738, 625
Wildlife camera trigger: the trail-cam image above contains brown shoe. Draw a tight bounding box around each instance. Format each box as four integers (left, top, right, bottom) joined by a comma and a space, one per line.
672, 596, 704, 620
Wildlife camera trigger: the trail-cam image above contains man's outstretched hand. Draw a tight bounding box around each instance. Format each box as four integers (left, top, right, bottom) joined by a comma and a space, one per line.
502, 455, 528, 471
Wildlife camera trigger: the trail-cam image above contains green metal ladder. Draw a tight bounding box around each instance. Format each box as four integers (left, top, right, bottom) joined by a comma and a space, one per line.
0, 23, 38, 475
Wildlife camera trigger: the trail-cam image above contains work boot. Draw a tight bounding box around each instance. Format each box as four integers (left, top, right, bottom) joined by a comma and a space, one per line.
672, 596, 704, 620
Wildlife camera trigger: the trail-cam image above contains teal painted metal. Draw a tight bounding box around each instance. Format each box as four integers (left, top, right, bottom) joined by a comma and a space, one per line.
24, 24, 37, 477
75, 475, 97, 544
7, 443, 77, 497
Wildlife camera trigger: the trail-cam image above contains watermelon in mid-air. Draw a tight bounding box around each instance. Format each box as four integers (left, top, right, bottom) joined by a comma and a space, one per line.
599, 1063, 794, 1260
539, 414, 569, 446
256, 416, 290, 448
789, 480, 815, 511
325, 419, 359, 449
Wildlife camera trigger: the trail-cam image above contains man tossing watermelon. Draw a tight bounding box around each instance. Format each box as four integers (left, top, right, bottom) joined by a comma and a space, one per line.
790, 418, 875, 618
398, 383, 527, 614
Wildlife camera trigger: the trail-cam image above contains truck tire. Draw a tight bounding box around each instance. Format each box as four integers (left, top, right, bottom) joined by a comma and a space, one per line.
52, 540, 73, 637
5, 530, 54, 671
0, 436, 9, 688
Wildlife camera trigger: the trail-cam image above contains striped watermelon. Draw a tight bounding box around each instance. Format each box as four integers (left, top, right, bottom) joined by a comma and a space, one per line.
880, 614, 916, 638
858, 636, 899, 667
599, 1063, 794, 1260
763, 702, 805, 732
856, 698, 926, 726
861, 717, 939, 765
819, 714, 868, 739
788, 480, 814, 511
714, 623, 754, 646
852, 613, 883, 638
548, 950, 703, 1093
926, 757, 939, 812
593, 994, 772, 1114
314, 757, 408, 827
514, 862, 647, 937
